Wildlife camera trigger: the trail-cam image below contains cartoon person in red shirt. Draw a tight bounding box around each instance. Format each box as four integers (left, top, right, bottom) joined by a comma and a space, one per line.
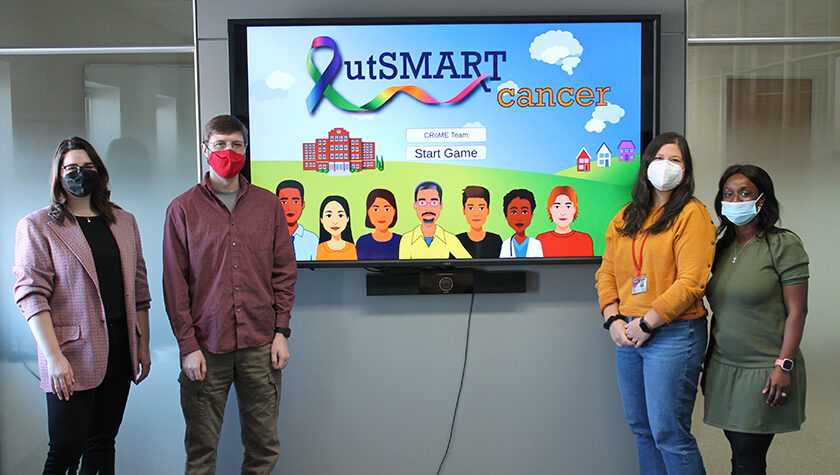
537, 185, 594, 257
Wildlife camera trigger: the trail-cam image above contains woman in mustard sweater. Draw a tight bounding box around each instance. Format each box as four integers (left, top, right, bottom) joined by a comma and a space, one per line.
596, 132, 716, 474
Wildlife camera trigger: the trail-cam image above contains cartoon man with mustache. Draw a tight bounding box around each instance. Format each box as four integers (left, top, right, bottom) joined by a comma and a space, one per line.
398, 180, 470, 259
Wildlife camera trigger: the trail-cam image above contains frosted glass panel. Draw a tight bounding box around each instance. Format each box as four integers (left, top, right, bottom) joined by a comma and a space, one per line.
0, 0, 192, 48
687, 42, 840, 475
688, 0, 840, 37
0, 55, 196, 474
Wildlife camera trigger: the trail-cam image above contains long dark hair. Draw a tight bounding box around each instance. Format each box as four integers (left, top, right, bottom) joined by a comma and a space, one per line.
49, 137, 118, 225
617, 132, 696, 236
714, 164, 787, 249
319, 195, 354, 244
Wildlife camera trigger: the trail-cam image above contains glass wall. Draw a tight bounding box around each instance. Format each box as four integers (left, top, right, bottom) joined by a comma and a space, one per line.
0, 3, 196, 472
687, 1, 840, 473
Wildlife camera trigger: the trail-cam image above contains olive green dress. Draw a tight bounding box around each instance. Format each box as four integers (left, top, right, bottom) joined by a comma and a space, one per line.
704, 231, 809, 433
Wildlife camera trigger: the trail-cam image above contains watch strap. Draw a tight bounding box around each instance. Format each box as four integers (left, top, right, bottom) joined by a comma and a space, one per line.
639, 318, 653, 334
275, 327, 291, 338
603, 314, 624, 330
775, 358, 793, 371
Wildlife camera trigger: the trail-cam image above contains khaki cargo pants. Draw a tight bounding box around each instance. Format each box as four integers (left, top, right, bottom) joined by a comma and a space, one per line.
179, 343, 282, 475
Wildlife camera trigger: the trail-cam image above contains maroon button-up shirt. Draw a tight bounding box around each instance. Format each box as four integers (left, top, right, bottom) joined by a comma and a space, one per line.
163, 173, 297, 355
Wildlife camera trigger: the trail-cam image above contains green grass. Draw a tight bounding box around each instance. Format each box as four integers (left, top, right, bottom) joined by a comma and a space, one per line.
555, 154, 640, 187
252, 160, 638, 256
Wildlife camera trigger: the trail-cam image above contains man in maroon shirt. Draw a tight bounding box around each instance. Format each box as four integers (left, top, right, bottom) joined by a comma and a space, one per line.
163, 115, 297, 474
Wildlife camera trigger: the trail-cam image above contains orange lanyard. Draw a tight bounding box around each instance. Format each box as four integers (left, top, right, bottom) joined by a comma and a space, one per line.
631, 233, 649, 277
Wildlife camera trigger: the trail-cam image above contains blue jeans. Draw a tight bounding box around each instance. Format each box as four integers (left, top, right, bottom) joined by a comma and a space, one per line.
615, 317, 707, 475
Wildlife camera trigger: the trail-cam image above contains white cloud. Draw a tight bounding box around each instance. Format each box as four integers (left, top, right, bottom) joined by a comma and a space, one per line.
266, 70, 294, 90
463, 122, 483, 128
530, 30, 583, 75
540, 46, 570, 64
593, 102, 625, 123
585, 102, 625, 133
561, 57, 581, 75
497, 80, 518, 91
585, 118, 606, 133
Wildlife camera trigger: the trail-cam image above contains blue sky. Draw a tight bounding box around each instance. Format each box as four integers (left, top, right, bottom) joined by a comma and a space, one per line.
246, 21, 642, 174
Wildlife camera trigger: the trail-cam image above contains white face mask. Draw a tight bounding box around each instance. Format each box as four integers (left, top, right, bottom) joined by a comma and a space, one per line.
647, 160, 684, 191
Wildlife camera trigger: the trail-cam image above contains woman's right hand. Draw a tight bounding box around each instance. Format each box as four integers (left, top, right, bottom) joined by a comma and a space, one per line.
46, 352, 75, 400
608, 320, 633, 347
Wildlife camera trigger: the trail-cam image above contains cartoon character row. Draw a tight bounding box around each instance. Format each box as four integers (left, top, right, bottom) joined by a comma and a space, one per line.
276, 180, 594, 261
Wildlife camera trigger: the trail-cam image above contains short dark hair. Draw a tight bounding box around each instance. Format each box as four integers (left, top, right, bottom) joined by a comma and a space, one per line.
49, 137, 118, 225
276, 179, 304, 199
503, 189, 536, 213
202, 115, 249, 145
414, 181, 442, 201
364, 188, 398, 228
462, 185, 490, 207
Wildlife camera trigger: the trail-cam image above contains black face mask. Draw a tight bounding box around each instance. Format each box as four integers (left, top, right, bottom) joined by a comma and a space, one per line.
62, 169, 99, 197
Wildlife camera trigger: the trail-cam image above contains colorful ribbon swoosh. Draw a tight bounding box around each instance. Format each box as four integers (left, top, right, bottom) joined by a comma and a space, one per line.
306, 36, 489, 113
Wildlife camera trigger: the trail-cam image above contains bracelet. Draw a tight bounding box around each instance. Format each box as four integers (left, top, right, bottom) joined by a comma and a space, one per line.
603, 314, 625, 330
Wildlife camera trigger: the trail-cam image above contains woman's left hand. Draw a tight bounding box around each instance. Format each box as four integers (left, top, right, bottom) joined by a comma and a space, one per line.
624, 319, 651, 348
762, 367, 790, 407
135, 340, 151, 384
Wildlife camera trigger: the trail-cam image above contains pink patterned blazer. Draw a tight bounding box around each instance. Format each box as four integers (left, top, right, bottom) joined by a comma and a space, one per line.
13, 206, 151, 393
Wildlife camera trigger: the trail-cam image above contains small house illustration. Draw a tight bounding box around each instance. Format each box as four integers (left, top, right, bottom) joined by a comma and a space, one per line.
597, 143, 612, 167
576, 147, 591, 172
302, 127, 376, 173
617, 140, 636, 161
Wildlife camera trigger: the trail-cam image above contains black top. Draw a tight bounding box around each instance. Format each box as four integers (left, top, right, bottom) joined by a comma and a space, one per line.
78, 216, 127, 322
456, 232, 503, 259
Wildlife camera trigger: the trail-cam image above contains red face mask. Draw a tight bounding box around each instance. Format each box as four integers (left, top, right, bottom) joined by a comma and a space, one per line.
208, 149, 245, 179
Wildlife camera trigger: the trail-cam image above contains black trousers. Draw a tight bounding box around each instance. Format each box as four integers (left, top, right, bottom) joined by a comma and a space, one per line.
44, 320, 132, 475
725, 430, 775, 475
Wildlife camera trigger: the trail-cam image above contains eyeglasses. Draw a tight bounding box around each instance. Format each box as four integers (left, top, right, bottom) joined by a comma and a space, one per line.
722, 190, 759, 200
61, 163, 97, 174
205, 140, 247, 152
415, 199, 441, 207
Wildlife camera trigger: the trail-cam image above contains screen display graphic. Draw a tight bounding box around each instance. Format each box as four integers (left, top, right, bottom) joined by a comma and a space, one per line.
231, 17, 658, 266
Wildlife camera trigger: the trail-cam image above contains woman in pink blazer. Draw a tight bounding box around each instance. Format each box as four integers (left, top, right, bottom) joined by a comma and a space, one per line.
13, 137, 151, 474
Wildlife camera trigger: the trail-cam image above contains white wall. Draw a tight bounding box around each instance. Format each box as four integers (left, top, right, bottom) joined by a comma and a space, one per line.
194, 1, 687, 474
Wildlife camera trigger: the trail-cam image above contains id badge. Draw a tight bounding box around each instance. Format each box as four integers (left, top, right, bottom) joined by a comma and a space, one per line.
631, 274, 648, 295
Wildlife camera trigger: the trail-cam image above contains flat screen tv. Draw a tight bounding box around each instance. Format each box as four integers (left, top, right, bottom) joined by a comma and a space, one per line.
229, 16, 659, 268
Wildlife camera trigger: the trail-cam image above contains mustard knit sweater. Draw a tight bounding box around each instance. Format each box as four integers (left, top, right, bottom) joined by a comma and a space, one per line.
596, 198, 717, 322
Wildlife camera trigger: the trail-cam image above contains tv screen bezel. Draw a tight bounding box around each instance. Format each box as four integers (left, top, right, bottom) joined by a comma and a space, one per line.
228, 15, 660, 269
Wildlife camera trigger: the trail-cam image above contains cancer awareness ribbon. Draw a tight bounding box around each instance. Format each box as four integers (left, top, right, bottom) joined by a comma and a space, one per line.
306, 36, 490, 113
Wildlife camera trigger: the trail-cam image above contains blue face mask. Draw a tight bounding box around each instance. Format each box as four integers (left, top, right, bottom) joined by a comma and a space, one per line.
721, 193, 763, 226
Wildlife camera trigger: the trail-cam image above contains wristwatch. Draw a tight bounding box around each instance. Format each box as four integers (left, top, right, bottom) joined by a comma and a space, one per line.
274, 327, 291, 338
775, 358, 794, 372
639, 318, 653, 334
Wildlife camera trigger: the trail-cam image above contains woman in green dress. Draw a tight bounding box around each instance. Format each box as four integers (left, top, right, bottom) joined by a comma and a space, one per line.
704, 165, 809, 475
